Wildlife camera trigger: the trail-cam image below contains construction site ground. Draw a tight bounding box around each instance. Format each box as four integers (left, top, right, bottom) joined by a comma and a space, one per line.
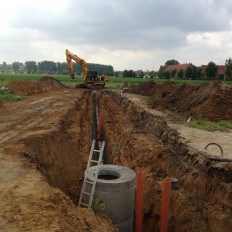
0, 77, 231, 232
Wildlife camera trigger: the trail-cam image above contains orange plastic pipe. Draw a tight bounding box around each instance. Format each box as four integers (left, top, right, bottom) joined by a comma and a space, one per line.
160, 179, 171, 232
136, 168, 144, 232
98, 108, 103, 141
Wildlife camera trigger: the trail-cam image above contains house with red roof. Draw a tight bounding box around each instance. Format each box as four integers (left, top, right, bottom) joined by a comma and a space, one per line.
159, 63, 192, 78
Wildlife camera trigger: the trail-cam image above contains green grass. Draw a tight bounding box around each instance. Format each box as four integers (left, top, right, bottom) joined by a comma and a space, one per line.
0, 74, 155, 89
165, 110, 232, 131
0, 74, 82, 87
190, 119, 232, 131
1, 74, 232, 88
0, 93, 21, 103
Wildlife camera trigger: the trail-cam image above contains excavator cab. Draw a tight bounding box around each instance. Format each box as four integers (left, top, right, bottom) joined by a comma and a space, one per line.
86, 71, 98, 82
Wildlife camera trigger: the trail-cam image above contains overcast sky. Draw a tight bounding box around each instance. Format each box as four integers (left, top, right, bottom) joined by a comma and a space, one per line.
1, 0, 232, 71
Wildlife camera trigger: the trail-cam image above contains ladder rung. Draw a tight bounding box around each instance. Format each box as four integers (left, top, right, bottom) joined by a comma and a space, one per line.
90, 160, 99, 163
86, 170, 98, 174
84, 180, 94, 184
80, 202, 89, 207
79, 140, 105, 208
83, 191, 92, 196
85, 180, 94, 185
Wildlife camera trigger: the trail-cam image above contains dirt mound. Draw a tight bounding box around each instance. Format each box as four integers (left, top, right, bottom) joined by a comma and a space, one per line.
128, 80, 158, 96
40, 76, 66, 88
7, 76, 66, 96
129, 80, 232, 121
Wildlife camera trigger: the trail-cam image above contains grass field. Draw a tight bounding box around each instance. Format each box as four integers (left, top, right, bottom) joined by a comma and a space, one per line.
1, 73, 231, 89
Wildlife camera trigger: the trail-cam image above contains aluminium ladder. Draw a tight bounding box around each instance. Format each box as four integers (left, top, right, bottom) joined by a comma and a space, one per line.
78, 139, 105, 208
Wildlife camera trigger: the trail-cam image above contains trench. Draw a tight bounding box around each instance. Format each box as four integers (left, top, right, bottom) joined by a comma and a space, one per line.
21, 91, 94, 202
20, 89, 232, 232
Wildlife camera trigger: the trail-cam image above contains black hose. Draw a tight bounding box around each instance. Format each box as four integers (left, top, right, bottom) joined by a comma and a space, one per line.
204, 142, 224, 157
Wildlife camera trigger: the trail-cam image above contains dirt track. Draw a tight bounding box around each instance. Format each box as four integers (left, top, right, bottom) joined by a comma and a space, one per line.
0, 79, 232, 232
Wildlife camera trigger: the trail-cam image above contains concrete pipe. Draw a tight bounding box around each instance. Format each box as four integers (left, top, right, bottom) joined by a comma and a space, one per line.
85, 164, 136, 232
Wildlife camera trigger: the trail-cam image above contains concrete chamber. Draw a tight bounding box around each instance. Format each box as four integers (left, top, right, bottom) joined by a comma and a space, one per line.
85, 164, 136, 232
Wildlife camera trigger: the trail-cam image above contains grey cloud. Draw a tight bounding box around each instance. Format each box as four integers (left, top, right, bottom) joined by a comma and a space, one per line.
7, 0, 232, 52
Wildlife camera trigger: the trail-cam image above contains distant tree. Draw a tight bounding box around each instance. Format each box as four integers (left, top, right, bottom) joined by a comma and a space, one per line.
25, 61, 37, 73
2, 62, 7, 73
38, 61, 57, 74
123, 69, 135, 78
163, 70, 171, 79
148, 70, 156, 78
206, 61, 217, 79
61, 62, 69, 75
196, 67, 202, 79
177, 69, 184, 79
192, 65, 197, 79
56, 62, 62, 74
88, 64, 114, 75
114, 71, 119, 77
165, 59, 180, 66
171, 69, 177, 78
123, 70, 128, 77
185, 65, 194, 79
225, 58, 232, 80
12, 62, 21, 73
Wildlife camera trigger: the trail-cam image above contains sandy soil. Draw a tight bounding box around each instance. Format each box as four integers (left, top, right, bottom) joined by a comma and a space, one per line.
0, 87, 114, 231
101, 90, 232, 232
0, 78, 231, 232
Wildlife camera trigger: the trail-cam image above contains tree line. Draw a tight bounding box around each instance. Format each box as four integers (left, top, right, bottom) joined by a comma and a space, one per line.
0, 61, 114, 76
160, 59, 232, 80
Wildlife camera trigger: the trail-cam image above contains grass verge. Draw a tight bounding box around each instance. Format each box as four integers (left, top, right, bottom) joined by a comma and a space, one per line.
165, 110, 232, 131
0, 93, 21, 103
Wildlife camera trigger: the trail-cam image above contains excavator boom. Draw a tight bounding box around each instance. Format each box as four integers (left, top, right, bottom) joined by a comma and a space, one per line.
65, 49, 88, 81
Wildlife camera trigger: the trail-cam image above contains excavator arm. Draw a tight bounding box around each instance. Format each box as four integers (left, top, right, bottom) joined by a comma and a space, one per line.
65, 49, 88, 80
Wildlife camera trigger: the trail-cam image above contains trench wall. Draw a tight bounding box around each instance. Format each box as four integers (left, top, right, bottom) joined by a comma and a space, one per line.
101, 90, 232, 232
21, 91, 93, 200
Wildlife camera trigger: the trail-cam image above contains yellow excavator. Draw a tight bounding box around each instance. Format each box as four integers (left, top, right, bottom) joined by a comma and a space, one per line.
65, 49, 109, 88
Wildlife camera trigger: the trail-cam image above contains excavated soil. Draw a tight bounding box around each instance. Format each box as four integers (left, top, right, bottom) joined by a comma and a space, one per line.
127, 80, 232, 121
0, 78, 232, 232
0, 84, 115, 231
101, 91, 232, 232
6, 76, 67, 96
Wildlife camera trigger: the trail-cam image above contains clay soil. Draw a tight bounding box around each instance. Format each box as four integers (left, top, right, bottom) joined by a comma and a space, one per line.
0, 77, 232, 232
